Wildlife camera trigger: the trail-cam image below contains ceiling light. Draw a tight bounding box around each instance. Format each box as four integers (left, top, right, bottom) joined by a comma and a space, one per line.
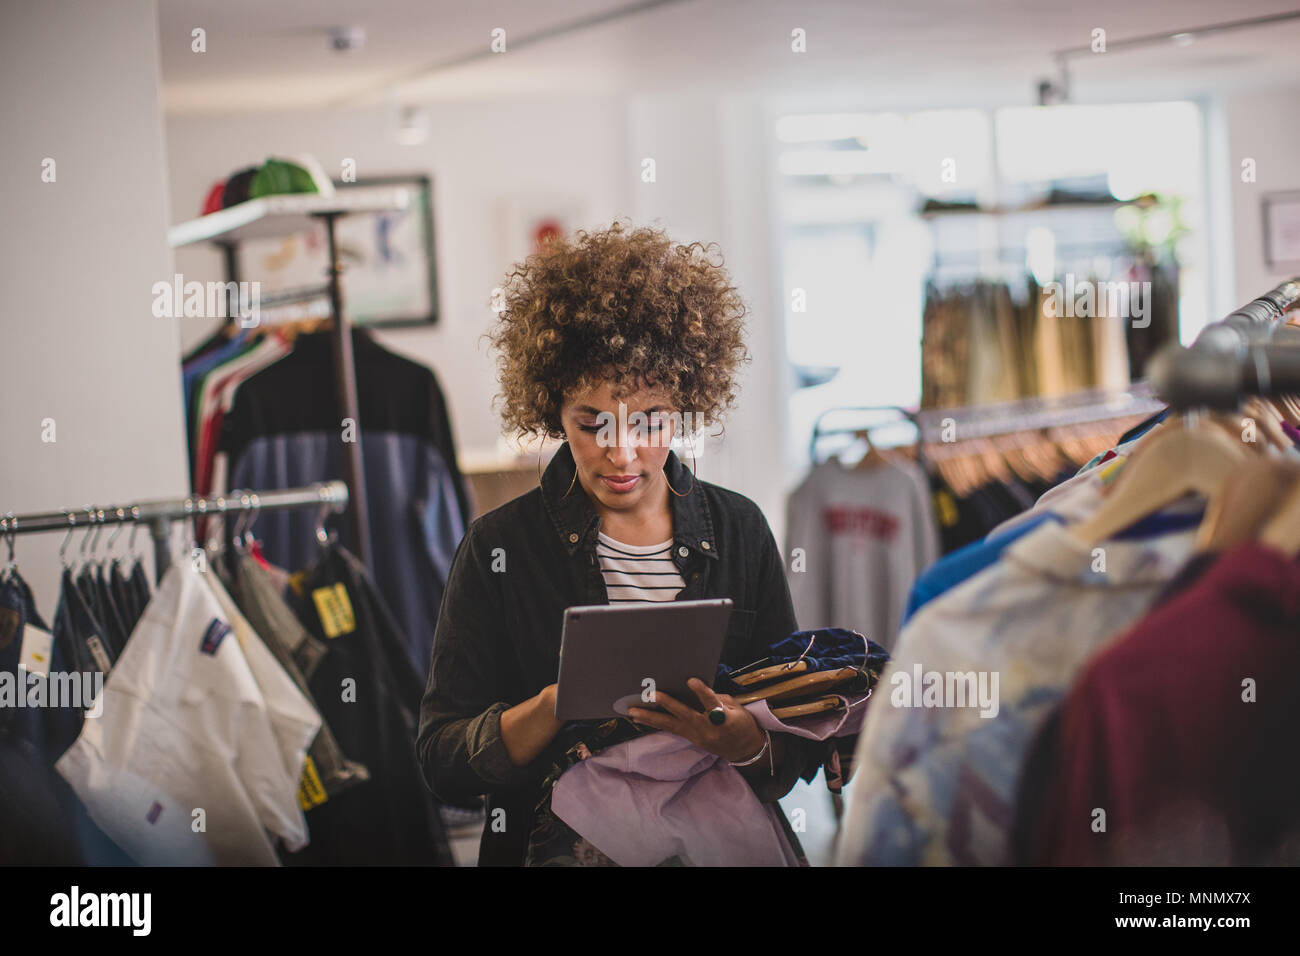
329, 26, 365, 53
396, 106, 429, 146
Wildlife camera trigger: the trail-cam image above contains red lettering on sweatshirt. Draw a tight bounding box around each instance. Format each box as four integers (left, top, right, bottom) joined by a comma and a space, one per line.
823, 506, 899, 542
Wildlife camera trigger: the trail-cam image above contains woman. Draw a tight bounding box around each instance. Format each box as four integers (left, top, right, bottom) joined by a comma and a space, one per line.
416, 221, 821, 866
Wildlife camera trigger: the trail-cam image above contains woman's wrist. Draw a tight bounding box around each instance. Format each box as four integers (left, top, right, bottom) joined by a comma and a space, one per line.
536, 684, 564, 731
729, 728, 771, 766
721, 712, 767, 763
500, 684, 564, 767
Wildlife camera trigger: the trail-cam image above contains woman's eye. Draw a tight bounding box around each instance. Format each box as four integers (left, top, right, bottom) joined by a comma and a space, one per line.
574, 415, 666, 435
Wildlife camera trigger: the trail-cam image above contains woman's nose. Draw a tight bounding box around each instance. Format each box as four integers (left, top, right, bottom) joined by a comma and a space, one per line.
607, 442, 636, 467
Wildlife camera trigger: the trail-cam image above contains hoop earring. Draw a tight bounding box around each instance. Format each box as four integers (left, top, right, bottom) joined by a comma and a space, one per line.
536, 433, 580, 497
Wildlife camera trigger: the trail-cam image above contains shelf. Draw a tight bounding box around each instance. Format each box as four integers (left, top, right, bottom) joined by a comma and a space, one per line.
168, 188, 414, 248
920, 196, 1158, 220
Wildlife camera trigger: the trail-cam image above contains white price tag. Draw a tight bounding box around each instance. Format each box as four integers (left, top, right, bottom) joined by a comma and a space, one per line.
85, 635, 112, 673
18, 624, 54, 678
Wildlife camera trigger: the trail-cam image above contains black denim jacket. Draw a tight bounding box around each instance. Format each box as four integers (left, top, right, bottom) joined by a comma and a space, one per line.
416, 440, 820, 866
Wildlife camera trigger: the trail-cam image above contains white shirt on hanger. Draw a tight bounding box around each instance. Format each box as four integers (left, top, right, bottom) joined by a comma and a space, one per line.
202, 568, 320, 849
56, 562, 317, 866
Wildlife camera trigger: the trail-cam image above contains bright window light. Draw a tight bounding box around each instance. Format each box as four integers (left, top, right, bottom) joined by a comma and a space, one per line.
905, 110, 992, 197
995, 102, 1200, 196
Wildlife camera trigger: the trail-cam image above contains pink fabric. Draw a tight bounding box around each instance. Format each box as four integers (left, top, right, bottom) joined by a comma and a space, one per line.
550, 698, 870, 867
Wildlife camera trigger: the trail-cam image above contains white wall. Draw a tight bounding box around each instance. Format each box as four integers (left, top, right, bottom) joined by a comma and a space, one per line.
0, 0, 188, 611
622, 93, 793, 535
1219, 86, 1300, 307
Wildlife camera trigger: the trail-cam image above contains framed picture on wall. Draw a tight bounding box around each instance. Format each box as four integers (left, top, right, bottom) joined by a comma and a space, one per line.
1263, 191, 1300, 269
234, 173, 440, 327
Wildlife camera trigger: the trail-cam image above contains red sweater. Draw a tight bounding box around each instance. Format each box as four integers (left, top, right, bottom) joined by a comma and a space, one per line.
1015, 542, 1300, 865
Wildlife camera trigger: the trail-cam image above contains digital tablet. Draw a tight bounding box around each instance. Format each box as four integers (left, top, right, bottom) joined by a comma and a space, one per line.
554, 598, 734, 721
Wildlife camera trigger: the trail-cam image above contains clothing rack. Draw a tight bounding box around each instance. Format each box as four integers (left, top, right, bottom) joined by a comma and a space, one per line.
0, 481, 349, 585
1146, 277, 1300, 409
170, 191, 413, 573
809, 387, 1162, 472
913, 384, 1163, 443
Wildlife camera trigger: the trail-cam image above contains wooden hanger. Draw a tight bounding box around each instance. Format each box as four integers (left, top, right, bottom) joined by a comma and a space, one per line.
991, 435, 1036, 484
1068, 416, 1250, 546
947, 449, 981, 493
771, 695, 844, 720
264, 315, 332, 344
1198, 456, 1299, 552
730, 667, 861, 706
730, 660, 810, 686
932, 455, 960, 495
849, 428, 889, 470
1243, 397, 1292, 452
952, 455, 979, 495
1025, 435, 1066, 480
1258, 472, 1300, 554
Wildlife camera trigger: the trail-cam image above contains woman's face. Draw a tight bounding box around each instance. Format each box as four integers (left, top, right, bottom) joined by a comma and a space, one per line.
560, 380, 678, 514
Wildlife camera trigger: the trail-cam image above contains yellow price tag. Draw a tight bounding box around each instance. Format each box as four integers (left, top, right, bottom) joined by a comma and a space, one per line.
312, 583, 356, 638
297, 755, 328, 810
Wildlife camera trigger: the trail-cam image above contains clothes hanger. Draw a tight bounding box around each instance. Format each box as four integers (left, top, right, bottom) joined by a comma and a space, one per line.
848, 428, 889, 471
1197, 456, 1299, 552
959, 447, 988, 491
314, 501, 337, 555
771, 696, 844, 720
730, 667, 862, 706
1026, 433, 1067, 479
2, 511, 16, 584
1068, 413, 1251, 546
1255, 391, 1298, 429
934, 455, 965, 496
997, 435, 1046, 484
972, 438, 1009, 485
1242, 397, 1292, 452
1256, 467, 1300, 554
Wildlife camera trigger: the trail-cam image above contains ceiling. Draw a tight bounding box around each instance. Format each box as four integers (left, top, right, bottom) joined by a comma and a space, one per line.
158, 0, 1300, 114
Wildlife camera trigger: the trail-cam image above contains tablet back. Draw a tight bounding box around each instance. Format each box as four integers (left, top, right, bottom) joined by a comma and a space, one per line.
555, 598, 734, 721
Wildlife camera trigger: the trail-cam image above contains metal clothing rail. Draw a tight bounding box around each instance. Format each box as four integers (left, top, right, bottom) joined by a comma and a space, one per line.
809, 389, 1161, 475
0, 481, 348, 584
912, 384, 1163, 444
1146, 277, 1300, 409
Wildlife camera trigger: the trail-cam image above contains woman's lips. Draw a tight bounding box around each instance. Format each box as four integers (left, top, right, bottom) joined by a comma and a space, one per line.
601, 474, 641, 493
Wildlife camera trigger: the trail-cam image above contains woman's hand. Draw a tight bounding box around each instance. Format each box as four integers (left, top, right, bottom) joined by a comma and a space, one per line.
500, 682, 565, 767
626, 677, 766, 763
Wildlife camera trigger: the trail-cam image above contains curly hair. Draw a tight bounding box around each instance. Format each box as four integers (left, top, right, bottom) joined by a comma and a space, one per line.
486, 220, 751, 441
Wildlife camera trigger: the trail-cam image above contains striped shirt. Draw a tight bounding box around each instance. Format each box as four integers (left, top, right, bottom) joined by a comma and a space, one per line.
596, 531, 686, 603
